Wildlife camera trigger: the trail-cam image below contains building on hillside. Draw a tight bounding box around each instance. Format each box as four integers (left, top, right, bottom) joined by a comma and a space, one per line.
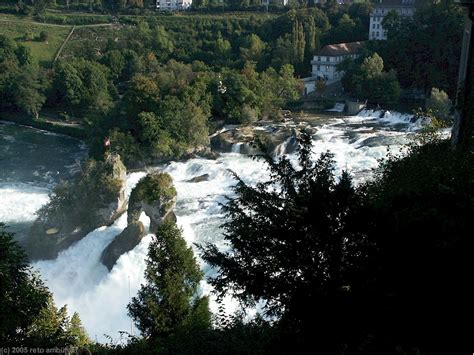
369, 0, 417, 40
303, 41, 364, 95
156, 0, 192, 11
262, 0, 289, 6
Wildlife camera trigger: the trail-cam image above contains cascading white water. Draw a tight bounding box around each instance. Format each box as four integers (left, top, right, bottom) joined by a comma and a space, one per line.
326, 102, 346, 112
272, 137, 290, 157
231, 142, 243, 153
1, 111, 437, 342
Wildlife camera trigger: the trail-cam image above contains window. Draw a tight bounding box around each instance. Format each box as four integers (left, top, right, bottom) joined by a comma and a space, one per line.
326, 56, 330, 62
317, 65, 321, 71
376, 32, 379, 37
373, 24, 375, 29
318, 56, 321, 61
377, 24, 380, 29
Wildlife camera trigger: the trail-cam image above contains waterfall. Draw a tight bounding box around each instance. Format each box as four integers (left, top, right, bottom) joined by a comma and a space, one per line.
1, 109, 439, 342
272, 137, 290, 158
231, 142, 243, 153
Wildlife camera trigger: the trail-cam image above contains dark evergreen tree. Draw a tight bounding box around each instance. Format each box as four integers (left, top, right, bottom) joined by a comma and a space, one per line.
0, 223, 50, 345
25, 296, 90, 348
128, 221, 211, 340
0, 224, 90, 347
200, 133, 374, 350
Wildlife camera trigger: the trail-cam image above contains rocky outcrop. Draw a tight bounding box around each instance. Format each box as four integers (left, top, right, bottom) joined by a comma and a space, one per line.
127, 172, 177, 232
210, 125, 301, 158
25, 153, 128, 260
132, 172, 177, 233
100, 171, 177, 270
100, 221, 145, 271
143, 201, 177, 234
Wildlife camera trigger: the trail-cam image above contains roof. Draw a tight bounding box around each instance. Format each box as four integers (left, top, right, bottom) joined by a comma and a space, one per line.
373, 0, 417, 8
314, 41, 364, 57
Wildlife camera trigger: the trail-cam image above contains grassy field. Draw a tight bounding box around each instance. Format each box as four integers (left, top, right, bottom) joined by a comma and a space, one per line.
0, 15, 71, 66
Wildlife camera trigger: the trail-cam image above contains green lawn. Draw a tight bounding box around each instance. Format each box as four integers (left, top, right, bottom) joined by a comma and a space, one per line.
0, 16, 71, 67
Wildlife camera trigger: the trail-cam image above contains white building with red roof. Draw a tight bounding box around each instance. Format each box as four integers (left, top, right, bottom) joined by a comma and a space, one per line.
303, 41, 364, 95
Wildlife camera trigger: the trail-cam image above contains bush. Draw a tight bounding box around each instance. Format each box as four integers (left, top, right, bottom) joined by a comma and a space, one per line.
38, 30, 49, 42
135, 172, 176, 205
22, 31, 35, 42
425, 87, 452, 121
34, 14, 113, 25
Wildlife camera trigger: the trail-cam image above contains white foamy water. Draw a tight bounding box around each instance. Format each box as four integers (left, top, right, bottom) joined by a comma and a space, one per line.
0, 183, 50, 223
1, 111, 437, 342
33, 172, 150, 341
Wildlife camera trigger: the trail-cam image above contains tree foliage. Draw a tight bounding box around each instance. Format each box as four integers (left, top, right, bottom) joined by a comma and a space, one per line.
425, 87, 452, 121
128, 221, 211, 340
0, 224, 50, 345
26, 296, 90, 348
340, 52, 400, 104
376, 0, 464, 97
0, 224, 90, 348
200, 133, 373, 349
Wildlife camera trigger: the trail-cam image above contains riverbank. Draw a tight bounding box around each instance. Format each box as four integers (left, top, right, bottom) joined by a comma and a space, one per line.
0, 112, 86, 139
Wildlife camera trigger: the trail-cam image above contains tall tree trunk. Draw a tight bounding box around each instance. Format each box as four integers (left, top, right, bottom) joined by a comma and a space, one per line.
452, 6, 474, 150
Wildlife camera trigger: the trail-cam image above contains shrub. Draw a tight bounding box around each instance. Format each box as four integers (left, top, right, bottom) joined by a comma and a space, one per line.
135, 172, 176, 206
38, 30, 49, 42
425, 87, 452, 121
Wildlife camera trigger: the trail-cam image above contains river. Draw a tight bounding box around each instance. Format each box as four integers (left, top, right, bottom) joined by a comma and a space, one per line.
0, 110, 433, 342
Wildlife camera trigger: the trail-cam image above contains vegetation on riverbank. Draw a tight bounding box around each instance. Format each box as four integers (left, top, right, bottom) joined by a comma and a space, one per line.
0, 17, 71, 65
1, 0, 465, 164
1, 224, 90, 349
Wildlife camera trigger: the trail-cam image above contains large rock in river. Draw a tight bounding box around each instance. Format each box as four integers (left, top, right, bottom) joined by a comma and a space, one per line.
25, 153, 127, 260
210, 125, 301, 157
100, 221, 145, 271
100, 171, 177, 270
127, 172, 177, 233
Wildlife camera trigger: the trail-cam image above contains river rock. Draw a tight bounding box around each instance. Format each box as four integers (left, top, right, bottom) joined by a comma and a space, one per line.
25, 153, 128, 260
187, 173, 210, 183
99, 172, 177, 270
210, 124, 301, 157
143, 199, 177, 234
100, 221, 145, 271
127, 172, 177, 233
210, 130, 235, 152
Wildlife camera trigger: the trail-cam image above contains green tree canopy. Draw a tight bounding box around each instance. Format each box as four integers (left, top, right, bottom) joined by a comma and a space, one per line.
340, 52, 400, 104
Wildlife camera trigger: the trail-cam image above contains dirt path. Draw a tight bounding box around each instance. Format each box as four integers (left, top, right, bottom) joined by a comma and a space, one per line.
53, 25, 75, 63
